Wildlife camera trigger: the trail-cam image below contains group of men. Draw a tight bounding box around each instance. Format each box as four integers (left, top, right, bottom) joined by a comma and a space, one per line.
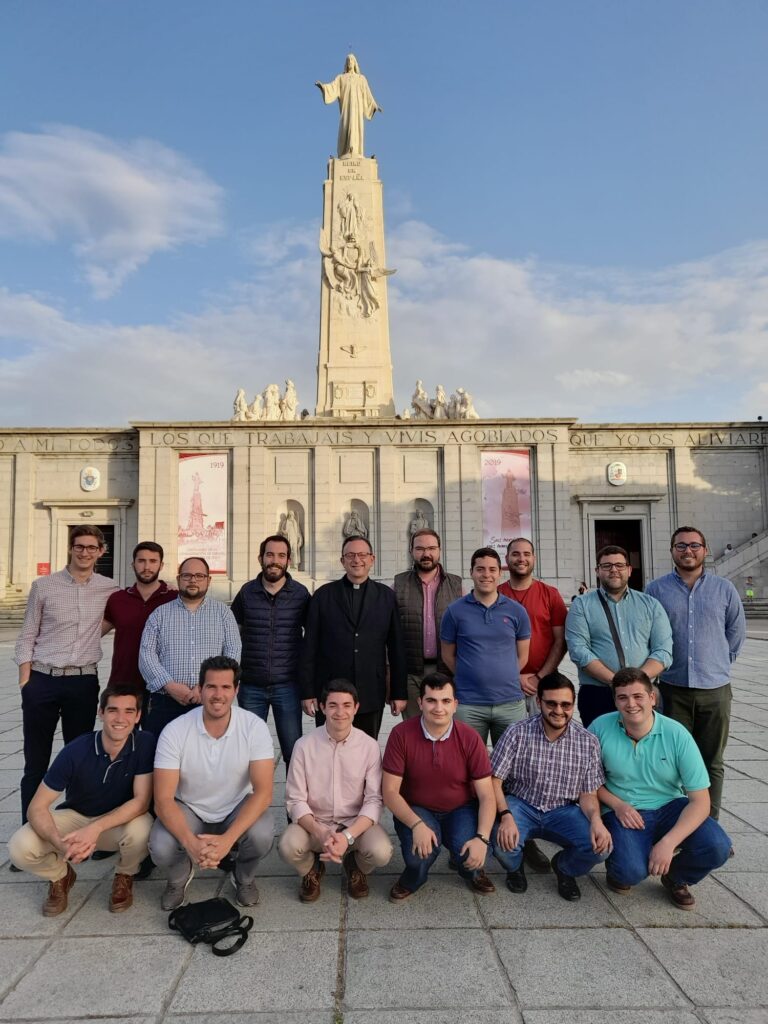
9, 519, 744, 916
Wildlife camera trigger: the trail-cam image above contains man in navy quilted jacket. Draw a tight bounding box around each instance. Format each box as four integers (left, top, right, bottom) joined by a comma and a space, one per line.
231, 535, 310, 766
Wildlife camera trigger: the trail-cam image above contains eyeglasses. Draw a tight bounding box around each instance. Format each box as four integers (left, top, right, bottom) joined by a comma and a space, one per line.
673, 542, 704, 552
542, 700, 574, 710
179, 573, 208, 582
343, 553, 372, 562
72, 544, 101, 553
597, 563, 629, 571
413, 546, 439, 554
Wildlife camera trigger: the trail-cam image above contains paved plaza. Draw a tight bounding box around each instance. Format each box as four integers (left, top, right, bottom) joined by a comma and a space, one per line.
0, 629, 767, 1023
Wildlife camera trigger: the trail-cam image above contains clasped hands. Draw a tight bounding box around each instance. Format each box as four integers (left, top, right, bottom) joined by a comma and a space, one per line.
186, 833, 233, 869
166, 682, 201, 706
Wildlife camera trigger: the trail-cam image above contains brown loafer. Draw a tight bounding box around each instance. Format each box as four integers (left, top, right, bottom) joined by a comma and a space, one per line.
606, 874, 631, 895
43, 863, 76, 917
467, 870, 495, 895
661, 873, 695, 910
109, 872, 134, 913
299, 859, 325, 903
343, 851, 369, 899
388, 880, 413, 902
523, 839, 552, 874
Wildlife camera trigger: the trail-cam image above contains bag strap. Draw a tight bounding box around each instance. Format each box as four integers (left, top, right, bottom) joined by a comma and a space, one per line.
596, 591, 626, 669
211, 915, 253, 957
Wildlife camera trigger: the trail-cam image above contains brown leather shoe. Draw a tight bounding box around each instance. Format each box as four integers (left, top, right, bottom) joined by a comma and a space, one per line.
343, 851, 369, 899
523, 839, 552, 873
43, 863, 76, 917
661, 873, 695, 910
606, 874, 631, 895
467, 870, 496, 895
299, 859, 325, 903
109, 872, 134, 913
388, 880, 413, 902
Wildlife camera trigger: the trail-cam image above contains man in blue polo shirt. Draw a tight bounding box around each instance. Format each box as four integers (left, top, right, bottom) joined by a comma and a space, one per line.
441, 547, 531, 746
589, 667, 731, 910
9, 685, 155, 917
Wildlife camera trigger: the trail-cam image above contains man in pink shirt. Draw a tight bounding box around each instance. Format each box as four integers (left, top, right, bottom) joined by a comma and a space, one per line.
279, 679, 392, 902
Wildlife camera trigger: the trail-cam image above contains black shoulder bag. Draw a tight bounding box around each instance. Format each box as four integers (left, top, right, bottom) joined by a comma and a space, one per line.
168, 897, 253, 957
597, 591, 626, 669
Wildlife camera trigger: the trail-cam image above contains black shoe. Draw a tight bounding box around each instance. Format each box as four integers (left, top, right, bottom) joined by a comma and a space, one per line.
523, 839, 551, 874
505, 866, 528, 894
91, 850, 116, 861
134, 855, 155, 881
447, 855, 459, 871
9, 863, 21, 873
218, 853, 236, 874
551, 851, 581, 902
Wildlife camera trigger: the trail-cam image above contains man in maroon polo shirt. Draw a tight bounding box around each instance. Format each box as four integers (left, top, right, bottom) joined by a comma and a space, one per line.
102, 542, 177, 698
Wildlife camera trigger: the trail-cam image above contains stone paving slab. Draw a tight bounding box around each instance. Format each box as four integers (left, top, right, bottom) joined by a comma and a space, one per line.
715, 833, 768, 871
63, 876, 222, 935
593, 873, 764, 928
0, 938, 48, 1003
713, 872, 768, 919
347, 873, 485, 929
723, 779, 768, 801
701, 1012, 768, 1024
478, 874, 626, 929
522, 1013, 701, 1024
0, 878, 102, 936
344, 1014, 522, 1024
165, 1015, 333, 1024
728, 759, 768, 781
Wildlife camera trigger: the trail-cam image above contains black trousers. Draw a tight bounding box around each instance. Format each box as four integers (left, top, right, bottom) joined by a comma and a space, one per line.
21, 670, 99, 821
314, 706, 384, 740
576, 684, 616, 729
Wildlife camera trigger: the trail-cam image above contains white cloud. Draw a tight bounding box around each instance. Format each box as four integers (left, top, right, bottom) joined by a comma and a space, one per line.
0, 126, 223, 297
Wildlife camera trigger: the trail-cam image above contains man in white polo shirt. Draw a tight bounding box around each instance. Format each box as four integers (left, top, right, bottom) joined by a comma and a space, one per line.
149, 656, 275, 910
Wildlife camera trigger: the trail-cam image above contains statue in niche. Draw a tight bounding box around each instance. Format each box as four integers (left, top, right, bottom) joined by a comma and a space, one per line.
411, 380, 432, 419
343, 509, 368, 540
432, 385, 448, 419
409, 509, 430, 538
281, 379, 299, 422
338, 192, 363, 240
280, 510, 304, 568
233, 388, 248, 422
316, 54, 382, 159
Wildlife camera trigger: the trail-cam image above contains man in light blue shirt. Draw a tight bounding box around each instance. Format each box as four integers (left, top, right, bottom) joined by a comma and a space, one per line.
646, 526, 746, 818
565, 545, 672, 728
590, 667, 731, 911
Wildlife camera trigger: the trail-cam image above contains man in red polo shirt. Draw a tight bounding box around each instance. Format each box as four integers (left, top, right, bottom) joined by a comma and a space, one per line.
102, 542, 177, 700
499, 537, 567, 874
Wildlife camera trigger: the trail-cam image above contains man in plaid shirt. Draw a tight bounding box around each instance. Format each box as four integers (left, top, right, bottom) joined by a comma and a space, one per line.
491, 671, 612, 901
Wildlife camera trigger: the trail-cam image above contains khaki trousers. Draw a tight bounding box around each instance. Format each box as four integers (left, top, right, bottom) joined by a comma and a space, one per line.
278, 822, 392, 876
9, 810, 153, 882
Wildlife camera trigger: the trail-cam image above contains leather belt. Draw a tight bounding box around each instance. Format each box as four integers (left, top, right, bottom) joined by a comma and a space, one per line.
32, 662, 98, 677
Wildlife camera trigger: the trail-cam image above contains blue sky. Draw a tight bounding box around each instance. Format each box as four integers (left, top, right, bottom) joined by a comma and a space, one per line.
1, 1, 766, 425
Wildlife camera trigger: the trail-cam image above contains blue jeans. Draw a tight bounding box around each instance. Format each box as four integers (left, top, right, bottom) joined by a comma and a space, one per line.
492, 796, 608, 876
393, 802, 485, 892
604, 797, 732, 886
238, 684, 302, 765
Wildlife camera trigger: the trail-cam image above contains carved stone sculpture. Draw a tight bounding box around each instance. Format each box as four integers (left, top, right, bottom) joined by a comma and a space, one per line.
316, 54, 382, 159
338, 192, 362, 239
233, 388, 248, 422
409, 381, 482, 420
411, 380, 431, 419
247, 393, 264, 420
343, 509, 368, 540
320, 228, 394, 320
281, 380, 299, 422
231, 381, 301, 422
280, 509, 304, 568
409, 509, 430, 537
432, 385, 448, 419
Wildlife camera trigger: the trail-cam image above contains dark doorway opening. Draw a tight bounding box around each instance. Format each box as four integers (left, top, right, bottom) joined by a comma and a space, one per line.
68, 524, 115, 578
594, 519, 643, 590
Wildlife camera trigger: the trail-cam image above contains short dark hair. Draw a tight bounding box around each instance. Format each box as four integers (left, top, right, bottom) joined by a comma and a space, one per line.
320, 678, 359, 705
671, 526, 707, 549
596, 544, 629, 565
259, 534, 291, 561
612, 667, 653, 694
133, 541, 164, 561
470, 546, 501, 570
341, 535, 373, 555
178, 556, 210, 575
536, 671, 575, 700
99, 685, 141, 714
506, 536, 535, 555
199, 656, 241, 687
410, 528, 441, 551
69, 525, 105, 548
419, 671, 456, 699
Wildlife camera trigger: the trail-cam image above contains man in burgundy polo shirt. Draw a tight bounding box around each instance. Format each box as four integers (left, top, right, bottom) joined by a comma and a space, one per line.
382, 672, 497, 902
103, 542, 177, 700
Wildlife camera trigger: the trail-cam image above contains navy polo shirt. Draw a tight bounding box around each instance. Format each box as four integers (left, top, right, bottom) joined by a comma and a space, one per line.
440, 592, 531, 705
44, 730, 156, 817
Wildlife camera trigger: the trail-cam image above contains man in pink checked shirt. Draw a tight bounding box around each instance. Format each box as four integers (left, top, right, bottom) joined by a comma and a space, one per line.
278, 679, 392, 902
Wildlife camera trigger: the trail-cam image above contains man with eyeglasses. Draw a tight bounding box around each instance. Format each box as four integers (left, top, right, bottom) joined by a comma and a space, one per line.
565, 545, 672, 728
139, 557, 241, 737
491, 672, 611, 902
300, 537, 407, 739
15, 526, 118, 824
393, 528, 462, 720
646, 527, 745, 819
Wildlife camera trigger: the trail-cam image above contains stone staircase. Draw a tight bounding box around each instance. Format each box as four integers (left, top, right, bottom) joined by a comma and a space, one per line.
743, 599, 768, 619
0, 596, 27, 627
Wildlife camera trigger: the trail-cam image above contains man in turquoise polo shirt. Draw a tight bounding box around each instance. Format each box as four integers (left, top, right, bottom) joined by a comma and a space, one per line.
589, 667, 731, 910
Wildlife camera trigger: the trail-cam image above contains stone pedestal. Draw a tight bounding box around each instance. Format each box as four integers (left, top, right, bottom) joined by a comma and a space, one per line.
315, 156, 395, 418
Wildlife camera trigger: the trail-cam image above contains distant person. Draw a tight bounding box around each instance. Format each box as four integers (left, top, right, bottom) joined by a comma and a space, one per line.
646, 527, 746, 819
565, 545, 672, 727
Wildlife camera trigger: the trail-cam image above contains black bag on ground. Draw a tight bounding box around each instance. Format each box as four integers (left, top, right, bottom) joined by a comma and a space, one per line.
168, 897, 253, 956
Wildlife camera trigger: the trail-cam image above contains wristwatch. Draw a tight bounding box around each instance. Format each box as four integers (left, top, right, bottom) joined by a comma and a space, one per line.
342, 829, 355, 847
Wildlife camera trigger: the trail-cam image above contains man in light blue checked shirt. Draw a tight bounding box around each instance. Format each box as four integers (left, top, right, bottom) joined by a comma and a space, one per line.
646, 527, 746, 819
139, 557, 241, 738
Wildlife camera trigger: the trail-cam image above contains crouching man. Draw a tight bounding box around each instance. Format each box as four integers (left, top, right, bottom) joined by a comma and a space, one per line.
149, 656, 274, 910
491, 672, 611, 901
590, 667, 732, 909
279, 680, 392, 901
382, 673, 496, 902
9, 685, 154, 915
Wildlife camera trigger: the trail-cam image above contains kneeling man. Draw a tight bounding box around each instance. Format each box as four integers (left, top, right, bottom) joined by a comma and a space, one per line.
382, 673, 496, 901
491, 672, 611, 901
150, 656, 274, 910
590, 667, 732, 909
279, 680, 392, 901
9, 685, 154, 916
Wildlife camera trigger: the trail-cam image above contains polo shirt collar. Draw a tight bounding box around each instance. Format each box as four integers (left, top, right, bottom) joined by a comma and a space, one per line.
196, 705, 236, 738
420, 716, 454, 742
94, 729, 135, 759
617, 710, 660, 742
466, 591, 503, 610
